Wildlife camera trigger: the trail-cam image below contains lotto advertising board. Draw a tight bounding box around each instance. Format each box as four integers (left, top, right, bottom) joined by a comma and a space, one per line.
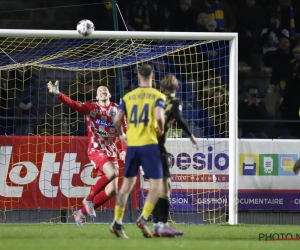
1, 137, 300, 211
0, 136, 141, 210
141, 139, 300, 211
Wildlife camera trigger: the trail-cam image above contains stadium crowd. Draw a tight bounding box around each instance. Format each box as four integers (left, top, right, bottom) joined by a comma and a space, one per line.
0, 0, 300, 139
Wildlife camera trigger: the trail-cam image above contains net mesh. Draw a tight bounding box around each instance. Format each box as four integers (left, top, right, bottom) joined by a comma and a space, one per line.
0, 35, 229, 224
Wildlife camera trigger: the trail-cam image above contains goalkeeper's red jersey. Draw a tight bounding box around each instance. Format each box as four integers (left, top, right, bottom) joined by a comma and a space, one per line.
57, 93, 126, 158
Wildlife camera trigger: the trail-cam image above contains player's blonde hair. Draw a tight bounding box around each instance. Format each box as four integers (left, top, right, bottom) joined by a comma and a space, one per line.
161, 74, 179, 92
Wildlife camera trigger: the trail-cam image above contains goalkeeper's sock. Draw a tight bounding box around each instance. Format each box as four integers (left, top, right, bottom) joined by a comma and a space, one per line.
81, 207, 88, 215
152, 197, 169, 223
86, 175, 110, 201
93, 191, 110, 209
114, 205, 125, 224
141, 202, 155, 220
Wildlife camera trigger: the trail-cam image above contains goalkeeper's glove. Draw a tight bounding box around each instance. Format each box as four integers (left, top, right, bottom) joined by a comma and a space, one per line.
120, 150, 126, 162
47, 80, 60, 95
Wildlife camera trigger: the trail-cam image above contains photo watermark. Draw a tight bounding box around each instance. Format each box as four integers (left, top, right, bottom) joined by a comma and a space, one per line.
259, 233, 300, 241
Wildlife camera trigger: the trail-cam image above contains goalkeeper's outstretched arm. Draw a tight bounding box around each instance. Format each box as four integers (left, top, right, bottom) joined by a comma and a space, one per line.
47, 80, 91, 115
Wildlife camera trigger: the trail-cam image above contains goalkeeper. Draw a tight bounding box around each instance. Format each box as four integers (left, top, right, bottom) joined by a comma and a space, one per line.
47, 81, 126, 226
142, 74, 199, 237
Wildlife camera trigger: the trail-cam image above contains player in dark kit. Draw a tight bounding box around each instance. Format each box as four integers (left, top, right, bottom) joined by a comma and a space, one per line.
151, 74, 199, 237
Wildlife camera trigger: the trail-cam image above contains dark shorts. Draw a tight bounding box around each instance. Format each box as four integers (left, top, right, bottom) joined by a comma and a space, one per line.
160, 152, 171, 178
124, 144, 163, 179
143, 144, 171, 179
158, 140, 171, 178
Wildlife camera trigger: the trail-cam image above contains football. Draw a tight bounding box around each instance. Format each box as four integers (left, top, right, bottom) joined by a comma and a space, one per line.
76, 19, 94, 36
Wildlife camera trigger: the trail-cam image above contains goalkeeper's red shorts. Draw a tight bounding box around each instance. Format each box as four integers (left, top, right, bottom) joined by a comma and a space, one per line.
88, 150, 118, 176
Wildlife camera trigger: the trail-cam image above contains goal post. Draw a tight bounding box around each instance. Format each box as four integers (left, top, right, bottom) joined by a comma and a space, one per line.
228, 35, 238, 225
0, 30, 238, 225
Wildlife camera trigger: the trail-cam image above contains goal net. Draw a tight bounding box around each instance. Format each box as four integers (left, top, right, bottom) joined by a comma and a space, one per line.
0, 30, 238, 224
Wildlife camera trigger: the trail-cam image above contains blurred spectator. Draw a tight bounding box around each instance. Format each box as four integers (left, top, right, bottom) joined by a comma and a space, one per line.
237, 0, 266, 66
259, 12, 289, 67
290, 45, 300, 72
168, 0, 197, 32
238, 85, 268, 138
269, 36, 293, 90
273, 0, 296, 41
205, 19, 222, 32
125, 0, 165, 31
276, 44, 299, 113
280, 65, 300, 138
198, 0, 225, 29
194, 12, 208, 32
198, 0, 236, 31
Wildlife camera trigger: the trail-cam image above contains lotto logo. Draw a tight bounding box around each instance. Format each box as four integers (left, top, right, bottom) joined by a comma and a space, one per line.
0, 146, 99, 198
239, 153, 298, 176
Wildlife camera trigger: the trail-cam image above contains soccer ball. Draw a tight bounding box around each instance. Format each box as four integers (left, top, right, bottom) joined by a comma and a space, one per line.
76, 19, 94, 37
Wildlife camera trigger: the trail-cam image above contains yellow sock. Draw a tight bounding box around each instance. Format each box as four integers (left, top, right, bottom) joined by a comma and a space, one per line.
114, 205, 125, 222
141, 202, 155, 220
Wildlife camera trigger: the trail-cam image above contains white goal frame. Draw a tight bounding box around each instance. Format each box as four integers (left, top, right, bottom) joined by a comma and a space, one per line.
0, 29, 238, 225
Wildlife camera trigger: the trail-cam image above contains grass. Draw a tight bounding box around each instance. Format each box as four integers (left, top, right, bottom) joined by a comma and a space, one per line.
1, 223, 300, 250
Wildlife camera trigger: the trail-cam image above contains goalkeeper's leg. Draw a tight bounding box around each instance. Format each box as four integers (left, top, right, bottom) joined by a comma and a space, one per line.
74, 171, 118, 226
73, 182, 116, 226
152, 153, 184, 237
83, 156, 119, 218
93, 178, 118, 211
76, 179, 117, 217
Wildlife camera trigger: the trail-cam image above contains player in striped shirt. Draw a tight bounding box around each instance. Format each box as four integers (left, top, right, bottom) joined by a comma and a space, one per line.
143, 74, 199, 237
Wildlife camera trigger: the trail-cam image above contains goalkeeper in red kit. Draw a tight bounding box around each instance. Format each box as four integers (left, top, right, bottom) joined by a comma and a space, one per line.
47, 81, 126, 226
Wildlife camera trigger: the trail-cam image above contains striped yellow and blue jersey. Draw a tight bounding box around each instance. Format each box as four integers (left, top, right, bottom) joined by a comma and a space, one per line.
119, 87, 166, 146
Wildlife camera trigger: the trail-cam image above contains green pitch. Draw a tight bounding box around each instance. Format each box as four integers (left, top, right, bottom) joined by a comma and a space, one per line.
1, 224, 300, 250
